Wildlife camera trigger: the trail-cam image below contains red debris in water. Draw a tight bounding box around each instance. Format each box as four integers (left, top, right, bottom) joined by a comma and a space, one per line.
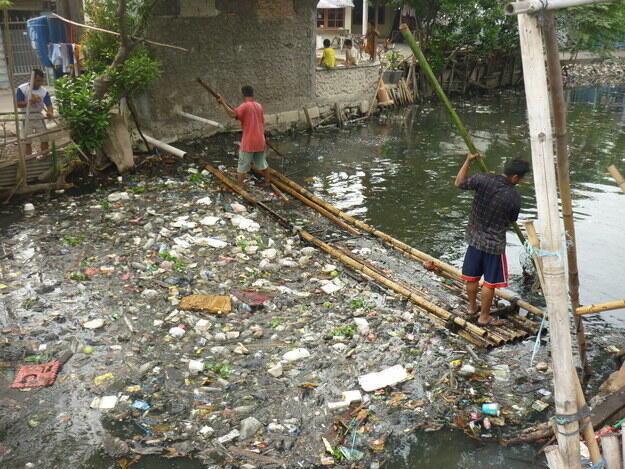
425, 261, 438, 272
11, 361, 61, 388
232, 290, 272, 307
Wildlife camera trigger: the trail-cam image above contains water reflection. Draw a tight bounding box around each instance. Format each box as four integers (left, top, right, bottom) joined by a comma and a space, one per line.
277, 88, 625, 322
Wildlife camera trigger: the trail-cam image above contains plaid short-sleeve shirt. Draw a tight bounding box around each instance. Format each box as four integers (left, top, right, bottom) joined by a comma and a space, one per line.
459, 173, 521, 255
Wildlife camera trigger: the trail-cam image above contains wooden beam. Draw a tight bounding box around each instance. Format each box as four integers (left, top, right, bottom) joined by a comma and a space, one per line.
516, 8, 580, 467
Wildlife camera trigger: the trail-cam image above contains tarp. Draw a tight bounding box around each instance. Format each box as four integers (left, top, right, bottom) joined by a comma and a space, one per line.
317, 0, 355, 8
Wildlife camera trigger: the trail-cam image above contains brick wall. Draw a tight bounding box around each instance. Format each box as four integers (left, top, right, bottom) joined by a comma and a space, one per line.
141, 0, 318, 138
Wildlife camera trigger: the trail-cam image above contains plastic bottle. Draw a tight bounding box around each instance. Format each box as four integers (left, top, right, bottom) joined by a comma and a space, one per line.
458, 364, 493, 379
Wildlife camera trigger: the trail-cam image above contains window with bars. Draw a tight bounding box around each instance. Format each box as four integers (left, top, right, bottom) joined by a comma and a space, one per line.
316, 8, 345, 29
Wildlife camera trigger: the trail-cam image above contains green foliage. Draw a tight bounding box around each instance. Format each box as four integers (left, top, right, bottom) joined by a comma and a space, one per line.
385, 50, 405, 69
350, 298, 364, 309
55, 73, 115, 154
108, 48, 162, 101
205, 362, 231, 379
0, 1, 13, 7
558, 3, 625, 55
63, 234, 85, 246
331, 325, 355, 338
270, 317, 283, 328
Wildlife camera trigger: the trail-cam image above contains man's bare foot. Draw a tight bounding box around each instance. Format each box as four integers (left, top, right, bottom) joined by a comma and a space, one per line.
467, 304, 480, 316
477, 316, 504, 326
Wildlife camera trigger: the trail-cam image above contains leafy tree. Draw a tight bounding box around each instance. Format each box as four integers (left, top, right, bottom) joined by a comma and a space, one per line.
558, 2, 625, 55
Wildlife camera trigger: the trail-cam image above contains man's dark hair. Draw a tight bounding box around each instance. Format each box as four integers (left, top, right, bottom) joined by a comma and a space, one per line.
503, 159, 531, 178
33, 68, 44, 79
344, 39, 353, 47
241, 85, 254, 97
323, 39, 331, 48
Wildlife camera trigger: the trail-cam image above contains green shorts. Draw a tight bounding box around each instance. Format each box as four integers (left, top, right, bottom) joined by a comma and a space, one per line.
238, 150, 268, 174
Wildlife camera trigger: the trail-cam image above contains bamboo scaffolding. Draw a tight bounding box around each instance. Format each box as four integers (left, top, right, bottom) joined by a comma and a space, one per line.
526, 225, 601, 464
516, 9, 580, 466
576, 300, 625, 316
608, 165, 625, 194
398, 23, 528, 246
268, 168, 545, 318
208, 164, 506, 347
543, 10, 590, 380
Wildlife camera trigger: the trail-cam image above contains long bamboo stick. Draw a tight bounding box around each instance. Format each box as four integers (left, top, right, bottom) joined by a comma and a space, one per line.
270, 177, 360, 235
576, 299, 625, 316
209, 164, 501, 347
517, 10, 580, 466
269, 168, 545, 318
608, 165, 625, 194
529, 219, 601, 463
398, 23, 527, 245
543, 10, 590, 381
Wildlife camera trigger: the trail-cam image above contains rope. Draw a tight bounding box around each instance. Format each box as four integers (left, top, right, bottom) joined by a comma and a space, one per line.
554, 404, 592, 425
530, 312, 547, 366
588, 459, 606, 469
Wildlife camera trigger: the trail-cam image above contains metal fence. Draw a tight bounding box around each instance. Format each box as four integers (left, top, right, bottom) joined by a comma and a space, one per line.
8, 22, 42, 80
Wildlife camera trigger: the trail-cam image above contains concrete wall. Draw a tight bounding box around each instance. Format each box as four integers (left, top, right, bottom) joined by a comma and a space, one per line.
143, 0, 319, 138
315, 63, 378, 106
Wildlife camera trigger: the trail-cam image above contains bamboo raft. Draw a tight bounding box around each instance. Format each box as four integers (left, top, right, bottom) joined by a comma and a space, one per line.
204, 164, 545, 348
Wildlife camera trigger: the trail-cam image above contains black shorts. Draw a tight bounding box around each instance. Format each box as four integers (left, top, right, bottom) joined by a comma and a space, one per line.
461, 245, 508, 289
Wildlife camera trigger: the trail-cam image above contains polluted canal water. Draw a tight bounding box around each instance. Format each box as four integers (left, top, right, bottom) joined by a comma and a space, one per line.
0, 88, 624, 469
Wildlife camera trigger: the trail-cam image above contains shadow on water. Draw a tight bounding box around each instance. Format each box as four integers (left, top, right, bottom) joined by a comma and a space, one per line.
382, 430, 542, 469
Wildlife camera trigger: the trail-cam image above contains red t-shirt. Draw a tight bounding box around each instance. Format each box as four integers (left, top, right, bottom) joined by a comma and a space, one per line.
235, 99, 266, 152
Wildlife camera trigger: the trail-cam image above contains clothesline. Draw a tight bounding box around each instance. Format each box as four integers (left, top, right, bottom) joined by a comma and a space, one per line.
50, 13, 189, 52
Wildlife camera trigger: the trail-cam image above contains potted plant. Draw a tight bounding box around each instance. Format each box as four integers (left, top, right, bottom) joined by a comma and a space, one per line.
383, 50, 405, 84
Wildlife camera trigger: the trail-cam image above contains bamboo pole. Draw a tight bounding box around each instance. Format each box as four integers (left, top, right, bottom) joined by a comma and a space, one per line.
516, 9, 580, 467
505, 0, 617, 16
527, 222, 600, 464
270, 183, 289, 202
209, 164, 502, 347
269, 177, 361, 235
608, 165, 625, 194
544, 446, 566, 469
543, 11, 590, 380
602, 433, 622, 469
576, 299, 625, 316
269, 168, 545, 318
398, 23, 527, 245
622, 430, 625, 469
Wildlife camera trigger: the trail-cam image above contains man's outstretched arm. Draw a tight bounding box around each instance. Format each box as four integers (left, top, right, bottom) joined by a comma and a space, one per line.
454, 152, 480, 188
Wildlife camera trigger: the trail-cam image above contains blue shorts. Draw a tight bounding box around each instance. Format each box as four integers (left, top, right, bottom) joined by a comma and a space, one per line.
461, 245, 509, 289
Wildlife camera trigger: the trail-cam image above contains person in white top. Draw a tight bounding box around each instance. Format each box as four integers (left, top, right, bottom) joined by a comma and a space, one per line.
16, 69, 54, 156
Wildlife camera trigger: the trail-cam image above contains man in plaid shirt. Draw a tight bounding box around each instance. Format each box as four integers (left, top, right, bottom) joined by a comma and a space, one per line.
454, 153, 530, 326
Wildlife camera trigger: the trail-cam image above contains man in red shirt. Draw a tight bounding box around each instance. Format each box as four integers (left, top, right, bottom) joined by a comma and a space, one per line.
218, 85, 270, 185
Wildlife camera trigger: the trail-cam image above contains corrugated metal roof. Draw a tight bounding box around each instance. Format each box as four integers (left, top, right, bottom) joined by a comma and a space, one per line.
317, 0, 355, 9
